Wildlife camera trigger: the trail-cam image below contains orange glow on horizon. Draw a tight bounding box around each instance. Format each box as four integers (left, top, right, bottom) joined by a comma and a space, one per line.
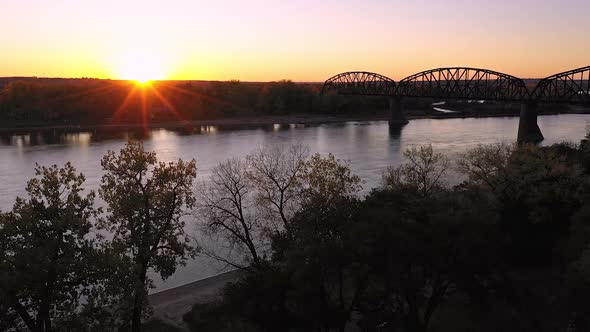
1, 0, 589, 81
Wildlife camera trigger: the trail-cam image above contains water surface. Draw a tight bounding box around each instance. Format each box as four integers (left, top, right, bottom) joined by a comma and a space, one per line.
1, 114, 589, 291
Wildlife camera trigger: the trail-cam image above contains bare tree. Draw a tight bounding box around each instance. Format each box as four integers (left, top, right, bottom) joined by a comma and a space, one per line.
198, 145, 363, 271
382, 144, 450, 196
198, 158, 265, 270
246, 143, 308, 235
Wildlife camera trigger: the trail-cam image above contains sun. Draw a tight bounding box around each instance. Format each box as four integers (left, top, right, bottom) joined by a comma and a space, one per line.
134, 78, 151, 85
115, 50, 167, 83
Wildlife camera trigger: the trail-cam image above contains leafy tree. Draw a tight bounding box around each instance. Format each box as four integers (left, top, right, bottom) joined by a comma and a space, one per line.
0, 212, 20, 330
99, 142, 197, 332
357, 183, 499, 332
347, 145, 496, 332
460, 143, 583, 265
271, 154, 362, 331
301, 153, 362, 203
457, 143, 514, 189
0, 163, 108, 332
456, 142, 589, 331
283, 196, 363, 332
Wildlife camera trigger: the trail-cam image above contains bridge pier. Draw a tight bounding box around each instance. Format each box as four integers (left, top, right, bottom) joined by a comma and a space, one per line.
517, 101, 544, 143
389, 97, 409, 126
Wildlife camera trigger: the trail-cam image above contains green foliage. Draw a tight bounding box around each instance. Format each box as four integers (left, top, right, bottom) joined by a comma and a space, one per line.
457, 142, 514, 189
350, 147, 495, 331
355, 185, 498, 332
456, 141, 590, 330
0, 163, 111, 331
99, 141, 198, 332
285, 196, 363, 331
302, 153, 362, 202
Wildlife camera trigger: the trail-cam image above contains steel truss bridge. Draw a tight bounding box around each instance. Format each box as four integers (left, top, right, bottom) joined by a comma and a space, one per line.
321, 66, 590, 142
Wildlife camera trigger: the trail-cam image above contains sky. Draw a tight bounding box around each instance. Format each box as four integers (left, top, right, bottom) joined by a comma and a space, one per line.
0, 0, 588, 81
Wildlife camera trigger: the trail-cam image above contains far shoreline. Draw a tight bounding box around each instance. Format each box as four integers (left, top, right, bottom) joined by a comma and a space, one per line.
0, 109, 577, 134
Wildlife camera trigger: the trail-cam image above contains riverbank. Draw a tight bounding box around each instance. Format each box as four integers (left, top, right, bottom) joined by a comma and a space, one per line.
0, 114, 389, 133
148, 270, 242, 330
0, 109, 568, 134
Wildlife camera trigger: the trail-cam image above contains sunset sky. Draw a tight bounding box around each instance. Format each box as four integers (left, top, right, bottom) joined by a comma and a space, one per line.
1, 0, 588, 81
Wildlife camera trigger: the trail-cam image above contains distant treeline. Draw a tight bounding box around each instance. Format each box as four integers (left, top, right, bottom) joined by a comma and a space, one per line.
0, 79, 398, 125
0, 78, 535, 127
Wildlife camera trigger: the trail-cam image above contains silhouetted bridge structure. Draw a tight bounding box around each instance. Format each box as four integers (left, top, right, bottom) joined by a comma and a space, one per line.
321, 66, 590, 143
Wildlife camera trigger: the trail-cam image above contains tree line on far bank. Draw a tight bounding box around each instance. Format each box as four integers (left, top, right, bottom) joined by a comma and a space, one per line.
0, 79, 395, 126
3, 133, 590, 331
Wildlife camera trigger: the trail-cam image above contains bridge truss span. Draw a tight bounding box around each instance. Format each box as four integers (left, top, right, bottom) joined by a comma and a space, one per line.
531, 65, 590, 104
396, 67, 529, 101
321, 71, 396, 97
319, 65, 590, 143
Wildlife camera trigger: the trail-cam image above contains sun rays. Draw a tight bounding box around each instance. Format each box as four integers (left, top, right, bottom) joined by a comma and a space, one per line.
108, 81, 238, 133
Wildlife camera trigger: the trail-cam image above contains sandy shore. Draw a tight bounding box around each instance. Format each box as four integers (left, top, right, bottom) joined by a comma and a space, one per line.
148, 270, 243, 330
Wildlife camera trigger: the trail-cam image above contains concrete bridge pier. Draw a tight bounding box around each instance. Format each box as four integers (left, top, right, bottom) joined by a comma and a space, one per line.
517, 101, 544, 143
389, 97, 409, 126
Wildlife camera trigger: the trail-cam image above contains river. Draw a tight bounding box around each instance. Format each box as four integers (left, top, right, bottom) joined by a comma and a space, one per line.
1, 114, 590, 291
